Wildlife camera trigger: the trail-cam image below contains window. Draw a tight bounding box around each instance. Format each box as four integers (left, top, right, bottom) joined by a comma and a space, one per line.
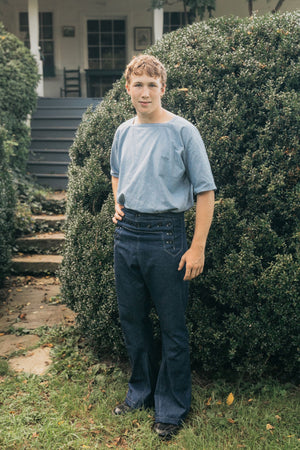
163, 11, 192, 33
87, 19, 126, 70
19, 12, 55, 77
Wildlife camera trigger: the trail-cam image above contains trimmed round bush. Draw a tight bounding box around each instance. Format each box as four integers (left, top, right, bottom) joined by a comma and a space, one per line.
61, 12, 300, 380
0, 127, 16, 286
0, 23, 39, 171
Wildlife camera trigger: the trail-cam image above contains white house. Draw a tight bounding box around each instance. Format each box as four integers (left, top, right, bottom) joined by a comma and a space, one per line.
0, 0, 298, 98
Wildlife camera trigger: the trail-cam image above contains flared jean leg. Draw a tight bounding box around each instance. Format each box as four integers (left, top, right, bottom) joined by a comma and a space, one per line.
144, 247, 191, 425
114, 234, 158, 408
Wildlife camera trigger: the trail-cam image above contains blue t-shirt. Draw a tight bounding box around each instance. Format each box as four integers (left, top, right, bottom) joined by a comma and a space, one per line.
110, 115, 216, 213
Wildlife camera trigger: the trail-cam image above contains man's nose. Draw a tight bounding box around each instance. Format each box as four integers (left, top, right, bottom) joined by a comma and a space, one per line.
141, 86, 150, 97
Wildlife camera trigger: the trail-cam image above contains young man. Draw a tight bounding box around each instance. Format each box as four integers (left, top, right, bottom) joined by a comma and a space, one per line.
110, 55, 216, 440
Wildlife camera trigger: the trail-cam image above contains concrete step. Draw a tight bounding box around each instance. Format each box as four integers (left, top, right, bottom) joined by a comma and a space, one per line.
31, 192, 67, 215
15, 232, 65, 254
11, 254, 63, 274
32, 214, 66, 231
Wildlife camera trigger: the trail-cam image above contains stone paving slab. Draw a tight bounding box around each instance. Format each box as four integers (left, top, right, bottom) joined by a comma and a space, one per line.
0, 334, 40, 357
0, 281, 75, 332
0, 277, 76, 375
9, 347, 52, 375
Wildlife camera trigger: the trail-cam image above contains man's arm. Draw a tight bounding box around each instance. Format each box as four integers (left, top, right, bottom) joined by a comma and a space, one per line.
111, 176, 124, 224
178, 190, 215, 281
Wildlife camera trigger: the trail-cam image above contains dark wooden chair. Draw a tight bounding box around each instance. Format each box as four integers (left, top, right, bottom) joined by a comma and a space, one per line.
61, 67, 81, 97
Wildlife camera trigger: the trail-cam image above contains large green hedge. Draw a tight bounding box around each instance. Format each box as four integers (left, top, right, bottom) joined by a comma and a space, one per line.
0, 23, 39, 171
0, 24, 39, 286
61, 12, 300, 380
0, 127, 16, 285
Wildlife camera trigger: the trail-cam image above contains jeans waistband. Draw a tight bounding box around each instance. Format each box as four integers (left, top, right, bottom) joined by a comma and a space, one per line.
123, 207, 184, 220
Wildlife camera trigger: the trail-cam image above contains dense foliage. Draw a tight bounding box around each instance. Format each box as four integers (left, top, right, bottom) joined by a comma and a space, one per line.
0, 127, 16, 285
0, 22, 39, 171
0, 24, 39, 285
61, 12, 300, 380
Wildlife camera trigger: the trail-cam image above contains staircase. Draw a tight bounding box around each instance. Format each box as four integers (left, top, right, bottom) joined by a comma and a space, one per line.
12, 192, 66, 275
27, 97, 101, 190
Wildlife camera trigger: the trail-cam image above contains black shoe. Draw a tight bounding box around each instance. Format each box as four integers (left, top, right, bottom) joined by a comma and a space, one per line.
113, 401, 135, 415
153, 422, 181, 440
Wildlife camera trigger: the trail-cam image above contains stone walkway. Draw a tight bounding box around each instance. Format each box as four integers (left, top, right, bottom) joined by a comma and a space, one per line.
0, 276, 76, 375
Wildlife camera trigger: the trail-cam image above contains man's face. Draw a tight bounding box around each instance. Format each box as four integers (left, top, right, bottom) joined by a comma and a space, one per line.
126, 74, 165, 122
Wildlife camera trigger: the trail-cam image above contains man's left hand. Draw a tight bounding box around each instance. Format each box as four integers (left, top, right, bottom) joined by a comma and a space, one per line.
178, 247, 205, 281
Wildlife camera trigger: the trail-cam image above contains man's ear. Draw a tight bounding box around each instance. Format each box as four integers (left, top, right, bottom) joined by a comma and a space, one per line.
160, 84, 166, 97
125, 83, 131, 95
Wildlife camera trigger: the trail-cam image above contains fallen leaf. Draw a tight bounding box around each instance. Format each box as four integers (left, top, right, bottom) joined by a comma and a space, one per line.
226, 392, 234, 406
206, 396, 212, 406
32, 432, 39, 438
266, 423, 275, 431
178, 88, 188, 92
227, 418, 235, 424
275, 415, 281, 421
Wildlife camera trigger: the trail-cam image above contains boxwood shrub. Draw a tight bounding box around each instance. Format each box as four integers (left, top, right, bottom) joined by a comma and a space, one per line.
0, 127, 16, 286
0, 23, 38, 286
61, 12, 300, 380
0, 23, 39, 171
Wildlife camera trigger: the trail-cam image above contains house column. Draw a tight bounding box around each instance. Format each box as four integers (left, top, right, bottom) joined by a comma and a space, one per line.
153, 8, 164, 42
28, 0, 44, 96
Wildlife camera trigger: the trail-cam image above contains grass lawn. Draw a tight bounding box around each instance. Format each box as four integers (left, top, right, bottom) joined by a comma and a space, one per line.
0, 325, 299, 449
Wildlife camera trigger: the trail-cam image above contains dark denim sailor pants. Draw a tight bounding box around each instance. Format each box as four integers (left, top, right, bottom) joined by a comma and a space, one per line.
114, 207, 191, 425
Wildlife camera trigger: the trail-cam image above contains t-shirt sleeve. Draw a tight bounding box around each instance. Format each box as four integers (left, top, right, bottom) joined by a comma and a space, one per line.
110, 129, 120, 177
182, 124, 217, 194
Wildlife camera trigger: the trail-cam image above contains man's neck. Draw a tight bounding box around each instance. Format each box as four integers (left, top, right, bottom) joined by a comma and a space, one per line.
135, 108, 174, 124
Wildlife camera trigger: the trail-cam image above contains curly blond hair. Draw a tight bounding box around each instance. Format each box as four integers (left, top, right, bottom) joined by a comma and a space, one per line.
125, 54, 167, 87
